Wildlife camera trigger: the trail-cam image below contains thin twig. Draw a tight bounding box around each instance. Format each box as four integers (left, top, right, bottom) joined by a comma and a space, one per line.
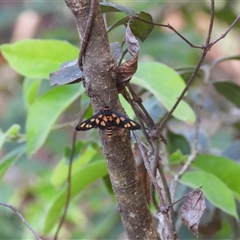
135, 0, 238, 139
151, 140, 176, 236
78, 0, 96, 71
155, 0, 215, 134
127, 85, 155, 127
159, 186, 203, 213
118, 48, 128, 66
152, 141, 174, 208
121, 88, 154, 151
210, 14, 240, 46
156, 53, 205, 133
171, 105, 201, 200
53, 103, 90, 240
0, 202, 41, 240
133, 16, 205, 50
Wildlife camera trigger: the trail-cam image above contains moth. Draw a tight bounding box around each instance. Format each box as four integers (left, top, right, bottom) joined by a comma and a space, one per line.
75, 105, 141, 138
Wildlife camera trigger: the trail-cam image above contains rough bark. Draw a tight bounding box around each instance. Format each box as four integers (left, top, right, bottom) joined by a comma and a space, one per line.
64, 0, 160, 239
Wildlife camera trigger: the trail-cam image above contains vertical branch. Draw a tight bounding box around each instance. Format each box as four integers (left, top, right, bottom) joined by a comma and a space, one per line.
65, 0, 160, 239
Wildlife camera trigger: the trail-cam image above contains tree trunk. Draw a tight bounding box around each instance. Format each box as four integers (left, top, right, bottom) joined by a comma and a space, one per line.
65, 0, 160, 239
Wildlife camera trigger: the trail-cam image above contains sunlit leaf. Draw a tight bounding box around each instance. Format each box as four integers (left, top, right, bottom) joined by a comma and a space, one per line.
0, 124, 22, 149
5, 124, 21, 141
132, 62, 196, 123
0, 145, 25, 180
0, 39, 78, 79
23, 78, 42, 107
169, 149, 188, 164
119, 95, 135, 119
192, 154, 240, 195
26, 85, 83, 155
44, 160, 108, 233
51, 147, 97, 186
181, 171, 238, 219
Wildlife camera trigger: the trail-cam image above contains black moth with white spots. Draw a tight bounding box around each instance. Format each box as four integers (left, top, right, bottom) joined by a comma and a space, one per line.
75, 105, 141, 138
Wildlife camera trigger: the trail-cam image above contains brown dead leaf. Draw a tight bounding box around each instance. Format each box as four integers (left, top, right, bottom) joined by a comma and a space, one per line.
126, 21, 139, 56
116, 22, 139, 92
180, 188, 206, 237
132, 143, 150, 205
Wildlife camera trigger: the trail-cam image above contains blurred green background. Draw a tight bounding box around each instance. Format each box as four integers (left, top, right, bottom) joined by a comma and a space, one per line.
0, 1, 240, 239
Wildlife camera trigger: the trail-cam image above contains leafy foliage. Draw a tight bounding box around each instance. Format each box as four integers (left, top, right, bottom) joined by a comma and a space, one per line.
181, 171, 238, 219
0, 1, 240, 239
132, 62, 195, 122
0, 40, 79, 79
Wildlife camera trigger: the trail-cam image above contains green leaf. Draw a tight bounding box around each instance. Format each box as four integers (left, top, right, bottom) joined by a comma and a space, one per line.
107, 12, 153, 42
130, 12, 153, 42
5, 124, 21, 141
132, 62, 196, 123
100, 2, 137, 16
26, 85, 83, 155
169, 149, 188, 164
119, 95, 135, 119
0, 39, 79, 79
192, 154, 240, 195
0, 129, 5, 150
167, 131, 191, 155
82, 211, 119, 239
213, 81, 240, 108
0, 145, 25, 180
23, 78, 42, 107
107, 16, 129, 33
51, 147, 97, 186
181, 171, 238, 219
0, 124, 22, 149
44, 160, 108, 234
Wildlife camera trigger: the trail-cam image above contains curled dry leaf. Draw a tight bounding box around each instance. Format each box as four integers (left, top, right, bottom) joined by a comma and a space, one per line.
132, 143, 150, 205
126, 21, 139, 56
116, 22, 139, 92
180, 188, 206, 237
116, 54, 138, 92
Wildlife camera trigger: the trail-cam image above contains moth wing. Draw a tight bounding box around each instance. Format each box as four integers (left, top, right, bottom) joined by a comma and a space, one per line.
96, 113, 109, 130
111, 110, 141, 130
75, 112, 103, 131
